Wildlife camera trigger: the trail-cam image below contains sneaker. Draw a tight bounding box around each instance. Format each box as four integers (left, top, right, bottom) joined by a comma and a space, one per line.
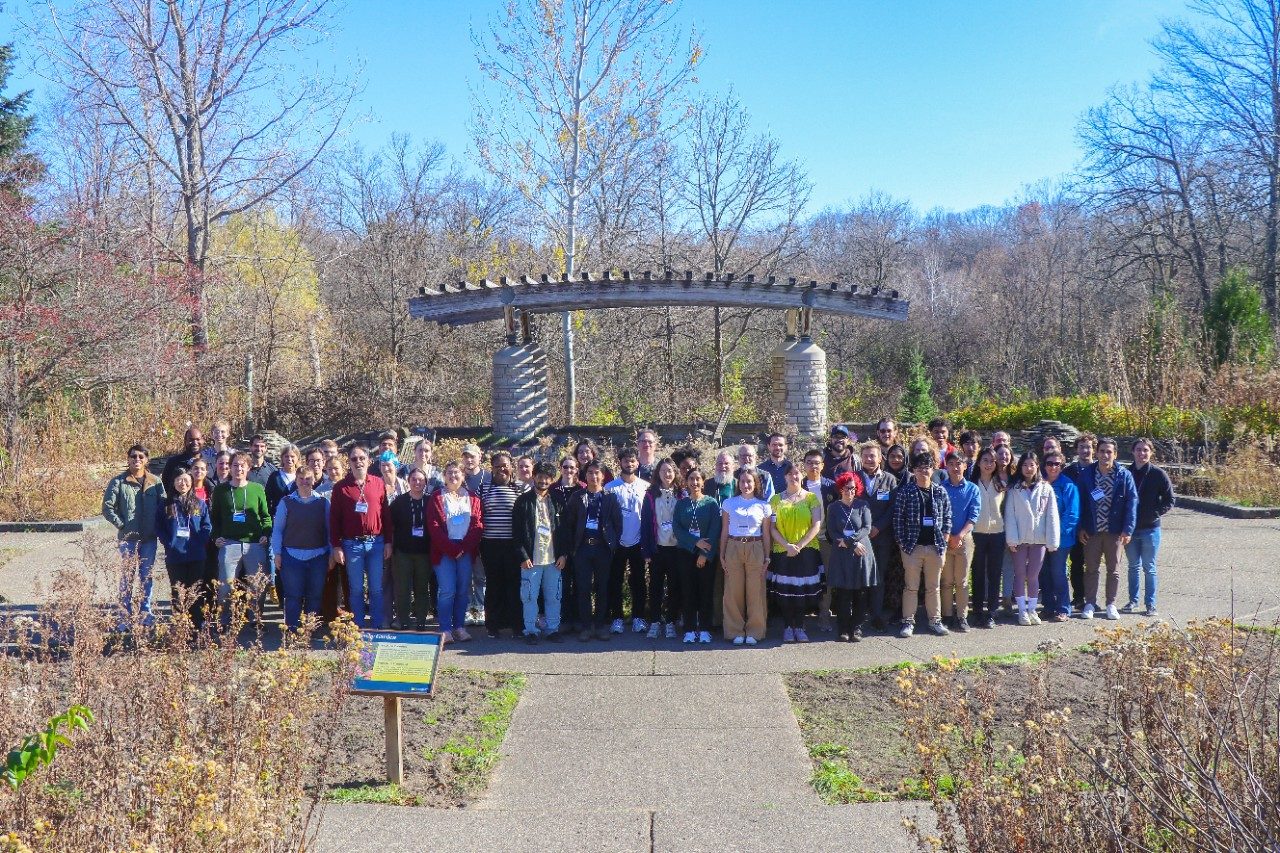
536, 614, 547, 630
486, 628, 501, 639
956, 617, 970, 633
928, 621, 950, 636
545, 631, 563, 642
794, 628, 810, 643
984, 615, 996, 629
578, 629, 593, 642
838, 633, 851, 642
1018, 611, 1032, 626
683, 631, 696, 644
665, 622, 677, 639
390, 619, 402, 630
1081, 604, 1095, 620
733, 635, 746, 645
698, 631, 712, 644
646, 623, 660, 639
1119, 601, 1138, 614
524, 632, 539, 645
1028, 610, 1042, 626
1105, 604, 1119, 621
850, 628, 863, 642
744, 636, 758, 646
1051, 613, 1069, 623
632, 618, 648, 634
610, 618, 625, 634
783, 626, 795, 643
898, 621, 914, 639
1143, 606, 1158, 618
452, 628, 472, 642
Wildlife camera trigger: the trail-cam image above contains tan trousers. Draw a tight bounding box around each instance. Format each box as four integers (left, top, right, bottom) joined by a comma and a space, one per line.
722, 538, 768, 640
1084, 532, 1123, 606
901, 547, 944, 622
940, 534, 973, 617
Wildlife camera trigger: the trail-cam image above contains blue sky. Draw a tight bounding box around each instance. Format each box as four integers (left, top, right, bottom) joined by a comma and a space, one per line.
3, 0, 1188, 213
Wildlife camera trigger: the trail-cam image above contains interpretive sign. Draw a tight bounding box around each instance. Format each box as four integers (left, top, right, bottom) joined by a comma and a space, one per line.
352, 630, 444, 696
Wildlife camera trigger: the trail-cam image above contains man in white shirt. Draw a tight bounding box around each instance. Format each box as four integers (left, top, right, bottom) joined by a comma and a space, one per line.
605, 446, 651, 633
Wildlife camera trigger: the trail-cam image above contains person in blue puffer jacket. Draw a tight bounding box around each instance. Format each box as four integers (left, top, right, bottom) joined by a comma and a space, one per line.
1039, 451, 1080, 622
155, 469, 213, 628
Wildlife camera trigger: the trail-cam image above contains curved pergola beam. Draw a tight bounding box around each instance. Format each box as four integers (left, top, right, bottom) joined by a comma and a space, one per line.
408, 270, 909, 326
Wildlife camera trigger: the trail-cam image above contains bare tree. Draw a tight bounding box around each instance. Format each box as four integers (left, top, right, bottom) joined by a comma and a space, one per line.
473, 0, 699, 421
34, 0, 357, 349
681, 89, 810, 400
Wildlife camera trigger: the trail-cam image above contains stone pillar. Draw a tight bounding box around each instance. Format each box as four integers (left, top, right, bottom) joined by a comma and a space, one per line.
492, 343, 549, 440
769, 336, 797, 415
777, 335, 828, 439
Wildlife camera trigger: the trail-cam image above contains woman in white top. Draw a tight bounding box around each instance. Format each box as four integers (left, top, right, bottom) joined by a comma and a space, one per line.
969, 446, 1006, 629
717, 467, 774, 645
1004, 451, 1060, 626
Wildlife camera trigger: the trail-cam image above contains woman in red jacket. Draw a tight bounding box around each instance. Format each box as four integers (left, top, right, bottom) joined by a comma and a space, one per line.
426, 461, 484, 641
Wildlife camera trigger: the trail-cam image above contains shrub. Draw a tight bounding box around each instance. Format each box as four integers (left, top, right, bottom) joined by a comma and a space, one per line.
0, 537, 363, 851
1205, 266, 1274, 367
899, 622, 1280, 852
899, 348, 939, 424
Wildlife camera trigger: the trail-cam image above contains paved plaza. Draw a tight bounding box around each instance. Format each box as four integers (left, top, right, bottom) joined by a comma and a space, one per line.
2, 509, 1277, 851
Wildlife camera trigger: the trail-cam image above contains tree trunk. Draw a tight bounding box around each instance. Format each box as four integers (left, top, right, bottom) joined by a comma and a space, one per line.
713, 305, 724, 402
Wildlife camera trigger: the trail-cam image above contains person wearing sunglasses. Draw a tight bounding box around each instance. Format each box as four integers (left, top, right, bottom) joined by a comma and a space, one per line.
1040, 451, 1079, 622
102, 444, 167, 625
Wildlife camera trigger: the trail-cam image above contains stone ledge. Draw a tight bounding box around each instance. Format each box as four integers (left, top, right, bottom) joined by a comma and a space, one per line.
0, 517, 106, 533
1175, 496, 1280, 520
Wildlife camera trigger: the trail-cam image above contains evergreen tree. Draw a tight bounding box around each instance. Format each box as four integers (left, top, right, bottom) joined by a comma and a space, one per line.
1205, 266, 1274, 367
899, 347, 939, 424
0, 41, 36, 191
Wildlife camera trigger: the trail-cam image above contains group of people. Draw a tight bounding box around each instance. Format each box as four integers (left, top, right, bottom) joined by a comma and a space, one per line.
100, 418, 1175, 644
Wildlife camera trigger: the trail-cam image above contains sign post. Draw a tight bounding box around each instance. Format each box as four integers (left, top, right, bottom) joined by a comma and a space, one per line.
352, 630, 445, 785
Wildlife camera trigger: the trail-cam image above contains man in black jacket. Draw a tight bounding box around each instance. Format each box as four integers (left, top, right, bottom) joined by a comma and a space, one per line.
562, 461, 623, 641
1121, 438, 1175, 617
162, 427, 204, 493
513, 462, 566, 643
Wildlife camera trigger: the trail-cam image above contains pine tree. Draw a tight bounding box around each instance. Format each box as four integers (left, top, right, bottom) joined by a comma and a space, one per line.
899, 347, 939, 424
1205, 266, 1274, 367
0, 42, 36, 191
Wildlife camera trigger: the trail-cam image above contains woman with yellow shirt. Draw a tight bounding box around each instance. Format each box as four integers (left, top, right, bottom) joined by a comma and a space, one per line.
767, 465, 824, 642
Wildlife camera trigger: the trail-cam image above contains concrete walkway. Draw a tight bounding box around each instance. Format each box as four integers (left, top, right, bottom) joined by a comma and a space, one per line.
4, 510, 1277, 851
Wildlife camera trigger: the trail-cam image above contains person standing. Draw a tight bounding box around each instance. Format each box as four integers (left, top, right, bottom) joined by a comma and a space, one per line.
635, 428, 661, 481
270, 465, 331, 631
768, 465, 824, 643
480, 452, 527, 638
640, 458, 682, 639
605, 447, 651, 634
1040, 451, 1080, 622
801, 447, 837, 632
969, 447, 1007, 629
513, 461, 565, 643
927, 418, 956, 468
209, 451, 272, 628
265, 444, 301, 516
822, 424, 856, 479
246, 435, 278, 489
154, 469, 211, 628
705, 450, 737, 505
957, 431, 981, 478
1004, 452, 1060, 626
329, 445, 393, 630
550, 455, 581, 631
201, 420, 234, 467
939, 451, 980, 632
305, 447, 331, 498
563, 461, 623, 641
1063, 433, 1096, 612
162, 427, 204, 493
189, 456, 212, 503
411, 438, 443, 492
718, 467, 773, 645
885, 445, 908, 483
736, 442, 776, 500
875, 418, 902, 459
674, 469, 720, 643
1076, 437, 1138, 621
857, 443, 898, 631
1122, 438, 1174, 617
892, 452, 952, 638
825, 472, 876, 642
460, 442, 491, 626
103, 445, 167, 625
759, 433, 795, 494
426, 462, 483, 642
388, 469, 433, 630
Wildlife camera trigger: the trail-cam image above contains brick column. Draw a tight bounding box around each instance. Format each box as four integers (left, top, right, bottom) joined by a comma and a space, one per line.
492, 343, 549, 440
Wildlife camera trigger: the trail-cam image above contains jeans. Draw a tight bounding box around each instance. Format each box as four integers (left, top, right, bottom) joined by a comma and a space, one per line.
1125, 527, 1160, 609
117, 539, 158, 619
1040, 548, 1070, 616
216, 541, 269, 626
521, 563, 562, 634
280, 551, 328, 630
435, 553, 472, 632
343, 537, 386, 629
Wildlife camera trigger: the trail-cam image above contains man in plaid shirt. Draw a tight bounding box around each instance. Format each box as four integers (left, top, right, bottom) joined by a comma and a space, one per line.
893, 451, 953, 638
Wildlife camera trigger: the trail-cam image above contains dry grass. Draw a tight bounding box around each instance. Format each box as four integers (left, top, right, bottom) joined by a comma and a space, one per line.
0, 535, 363, 851
1204, 442, 1280, 507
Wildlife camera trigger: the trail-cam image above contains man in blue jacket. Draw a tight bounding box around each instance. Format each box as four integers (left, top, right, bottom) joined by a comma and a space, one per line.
1074, 437, 1137, 621
1040, 451, 1080, 622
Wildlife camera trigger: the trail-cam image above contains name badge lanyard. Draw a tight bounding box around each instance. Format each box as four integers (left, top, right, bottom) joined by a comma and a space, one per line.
411, 496, 424, 537
586, 495, 601, 530
231, 486, 246, 522
355, 481, 368, 514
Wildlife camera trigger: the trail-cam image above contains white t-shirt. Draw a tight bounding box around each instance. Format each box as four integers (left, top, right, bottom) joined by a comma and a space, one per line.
444, 491, 472, 541
606, 476, 650, 547
723, 495, 770, 537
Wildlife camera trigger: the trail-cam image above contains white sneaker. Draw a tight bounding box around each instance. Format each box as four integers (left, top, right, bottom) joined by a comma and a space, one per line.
698, 631, 712, 644
632, 618, 647, 633
1029, 610, 1042, 626
682, 631, 696, 644
610, 618, 625, 634
744, 636, 758, 646
732, 635, 745, 645
665, 622, 677, 639
646, 622, 660, 639
1081, 604, 1095, 620
1018, 611, 1032, 626
1105, 604, 1119, 621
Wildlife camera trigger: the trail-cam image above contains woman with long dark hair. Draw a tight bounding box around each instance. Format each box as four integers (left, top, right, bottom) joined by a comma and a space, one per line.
155, 469, 213, 628
969, 446, 1006, 629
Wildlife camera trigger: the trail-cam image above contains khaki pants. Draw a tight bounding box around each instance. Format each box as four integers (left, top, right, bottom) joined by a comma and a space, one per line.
1084, 532, 1124, 606
722, 538, 768, 640
901, 547, 944, 622
940, 534, 973, 617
